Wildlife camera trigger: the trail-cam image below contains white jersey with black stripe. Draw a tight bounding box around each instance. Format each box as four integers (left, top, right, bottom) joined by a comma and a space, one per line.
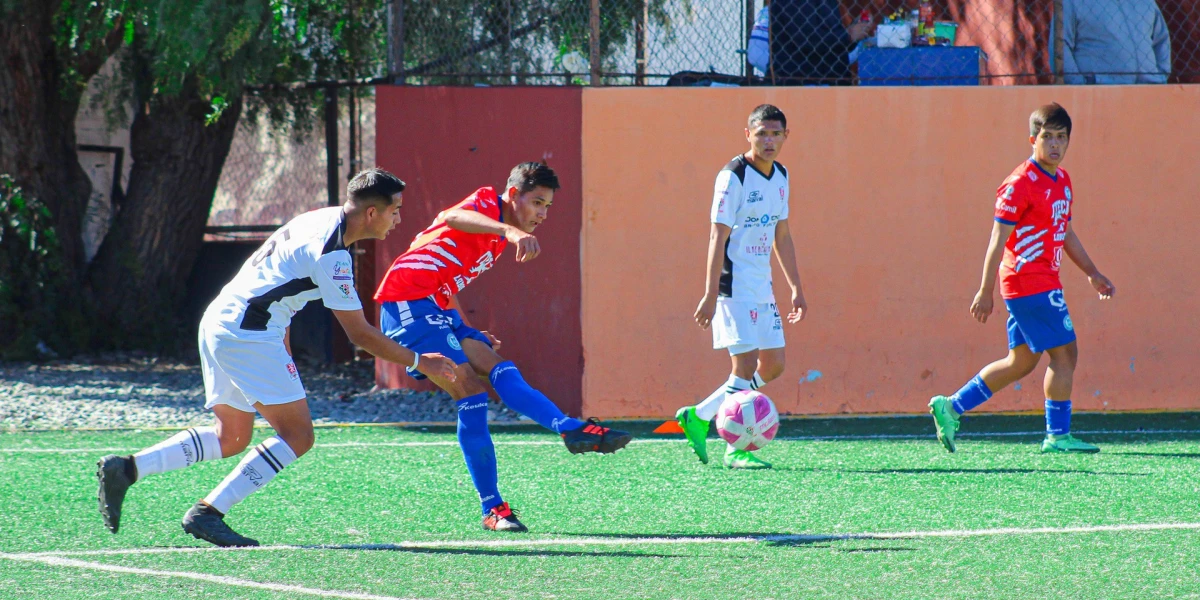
710, 155, 790, 303
202, 207, 363, 340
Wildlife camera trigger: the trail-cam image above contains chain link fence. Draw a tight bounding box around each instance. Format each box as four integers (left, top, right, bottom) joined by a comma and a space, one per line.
208, 89, 376, 239
212, 0, 1197, 233
394, 0, 1198, 86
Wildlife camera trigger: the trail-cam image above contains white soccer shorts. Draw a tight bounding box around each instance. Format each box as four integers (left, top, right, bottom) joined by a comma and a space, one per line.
198, 321, 307, 413
711, 297, 785, 355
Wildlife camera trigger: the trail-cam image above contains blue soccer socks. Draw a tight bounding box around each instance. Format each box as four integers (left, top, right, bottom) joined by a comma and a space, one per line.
489, 361, 584, 434
950, 374, 994, 415
456, 394, 503, 514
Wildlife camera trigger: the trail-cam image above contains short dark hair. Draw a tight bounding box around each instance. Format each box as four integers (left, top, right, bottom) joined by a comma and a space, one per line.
748, 104, 787, 129
1030, 103, 1072, 137
348, 168, 406, 205
506, 162, 560, 194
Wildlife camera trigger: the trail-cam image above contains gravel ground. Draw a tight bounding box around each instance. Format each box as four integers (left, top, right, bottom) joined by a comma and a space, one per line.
0, 354, 523, 431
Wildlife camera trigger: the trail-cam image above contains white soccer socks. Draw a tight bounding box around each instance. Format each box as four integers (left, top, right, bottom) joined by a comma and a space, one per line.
695, 375, 753, 421
133, 427, 222, 479
203, 435, 298, 515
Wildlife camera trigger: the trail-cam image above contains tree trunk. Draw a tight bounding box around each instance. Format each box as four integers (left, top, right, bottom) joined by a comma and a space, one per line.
0, 2, 120, 278
87, 86, 243, 348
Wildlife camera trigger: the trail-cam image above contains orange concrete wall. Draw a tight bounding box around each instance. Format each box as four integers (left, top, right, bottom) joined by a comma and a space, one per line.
580, 85, 1200, 418
374, 86, 585, 415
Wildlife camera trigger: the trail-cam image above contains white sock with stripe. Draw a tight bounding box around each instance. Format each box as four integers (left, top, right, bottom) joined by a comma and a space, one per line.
695, 375, 753, 421
203, 436, 297, 515
132, 427, 222, 479
751, 372, 767, 389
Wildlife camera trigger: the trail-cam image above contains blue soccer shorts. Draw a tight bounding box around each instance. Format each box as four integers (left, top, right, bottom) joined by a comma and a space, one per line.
1004, 288, 1076, 353
379, 298, 492, 380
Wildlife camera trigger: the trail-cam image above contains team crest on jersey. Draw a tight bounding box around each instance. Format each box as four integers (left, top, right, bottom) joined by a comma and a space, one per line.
1028, 171, 1038, 182
447, 334, 462, 351
338, 283, 353, 298
749, 309, 759, 324
747, 190, 763, 204
286, 362, 299, 380
1065, 187, 1071, 200
1063, 315, 1074, 331
779, 187, 785, 199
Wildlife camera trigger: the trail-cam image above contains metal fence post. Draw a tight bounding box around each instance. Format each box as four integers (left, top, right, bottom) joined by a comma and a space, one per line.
325, 87, 339, 207
387, 0, 406, 84
635, 0, 647, 85
1053, 0, 1064, 84
589, 0, 601, 85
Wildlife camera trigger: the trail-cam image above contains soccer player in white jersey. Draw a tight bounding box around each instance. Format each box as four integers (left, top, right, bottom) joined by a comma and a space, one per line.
676, 104, 808, 469
95, 168, 456, 547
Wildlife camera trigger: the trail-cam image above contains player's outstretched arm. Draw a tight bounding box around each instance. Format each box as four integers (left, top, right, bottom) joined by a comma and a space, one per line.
972, 220, 1015, 323
772, 219, 807, 323
331, 308, 457, 381
694, 223, 732, 329
1064, 224, 1115, 300
444, 209, 540, 262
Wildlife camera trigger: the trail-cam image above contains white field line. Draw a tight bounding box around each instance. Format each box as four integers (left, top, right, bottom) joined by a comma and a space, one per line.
2, 428, 1198, 454
0, 552, 415, 600
10, 521, 1200, 561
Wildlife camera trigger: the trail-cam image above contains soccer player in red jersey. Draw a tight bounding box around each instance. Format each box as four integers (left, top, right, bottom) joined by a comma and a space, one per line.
929, 103, 1116, 454
375, 162, 631, 532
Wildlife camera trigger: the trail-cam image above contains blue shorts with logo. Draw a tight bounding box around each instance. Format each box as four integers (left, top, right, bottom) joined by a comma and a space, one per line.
379, 298, 492, 380
1004, 289, 1076, 353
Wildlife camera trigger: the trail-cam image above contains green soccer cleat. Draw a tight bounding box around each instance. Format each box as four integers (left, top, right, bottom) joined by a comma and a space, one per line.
675, 406, 711, 464
928, 395, 961, 453
724, 446, 772, 470
1041, 434, 1100, 454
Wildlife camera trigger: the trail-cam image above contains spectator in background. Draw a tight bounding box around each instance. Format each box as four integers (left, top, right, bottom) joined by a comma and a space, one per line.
769, 0, 874, 85
1061, 0, 1172, 84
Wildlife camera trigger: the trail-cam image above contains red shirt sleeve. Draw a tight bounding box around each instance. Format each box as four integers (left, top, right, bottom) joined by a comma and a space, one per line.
994, 177, 1029, 225
461, 188, 502, 220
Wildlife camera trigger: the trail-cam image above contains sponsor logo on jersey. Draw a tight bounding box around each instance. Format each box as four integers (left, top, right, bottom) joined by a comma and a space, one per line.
1051, 199, 1070, 227
332, 275, 352, 281
338, 283, 353, 298
1063, 315, 1074, 331
747, 190, 763, 204
469, 251, 495, 277
333, 261, 351, 276
1065, 187, 1071, 201
447, 333, 462, 351
1028, 170, 1038, 182
745, 233, 772, 256
286, 362, 299, 380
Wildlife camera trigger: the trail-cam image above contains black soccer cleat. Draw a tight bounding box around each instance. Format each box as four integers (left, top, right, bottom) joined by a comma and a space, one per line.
181, 502, 260, 547
97, 454, 137, 534
482, 502, 528, 533
561, 418, 632, 455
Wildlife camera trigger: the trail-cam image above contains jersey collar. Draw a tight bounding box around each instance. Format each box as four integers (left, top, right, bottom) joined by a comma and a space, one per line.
1028, 157, 1058, 182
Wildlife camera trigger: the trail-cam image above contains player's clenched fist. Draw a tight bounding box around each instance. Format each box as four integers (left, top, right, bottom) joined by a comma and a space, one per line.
416, 353, 458, 382
506, 227, 541, 262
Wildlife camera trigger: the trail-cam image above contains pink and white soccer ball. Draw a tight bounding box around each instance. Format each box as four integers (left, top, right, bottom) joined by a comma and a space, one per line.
715, 390, 780, 451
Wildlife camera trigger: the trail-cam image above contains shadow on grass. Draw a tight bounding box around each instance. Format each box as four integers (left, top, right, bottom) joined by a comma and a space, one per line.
765, 466, 1149, 477
299, 543, 683, 558
1107, 451, 1200, 459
